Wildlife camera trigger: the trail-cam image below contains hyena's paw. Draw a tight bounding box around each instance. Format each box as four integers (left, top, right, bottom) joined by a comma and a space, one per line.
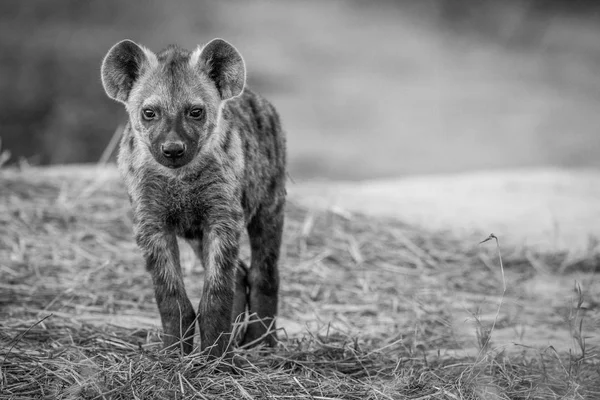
161, 333, 194, 355
240, 316, 278, 349
159, 302, 197, 355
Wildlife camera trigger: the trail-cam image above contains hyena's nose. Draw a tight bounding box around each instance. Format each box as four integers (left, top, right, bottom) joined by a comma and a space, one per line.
161, 141, 186, 159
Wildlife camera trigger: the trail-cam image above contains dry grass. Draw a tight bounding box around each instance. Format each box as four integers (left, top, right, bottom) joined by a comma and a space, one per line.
1, 165, 599, 399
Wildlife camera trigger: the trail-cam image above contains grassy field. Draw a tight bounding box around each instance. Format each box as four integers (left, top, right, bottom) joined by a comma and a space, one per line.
1, 165, 599, 399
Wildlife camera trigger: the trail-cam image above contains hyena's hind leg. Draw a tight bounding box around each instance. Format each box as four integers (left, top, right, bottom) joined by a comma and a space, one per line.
242, 199, 284, 347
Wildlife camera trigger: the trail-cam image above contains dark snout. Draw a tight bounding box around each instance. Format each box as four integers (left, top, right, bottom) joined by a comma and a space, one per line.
161, 141, 186, 159
151, 128, 197, 169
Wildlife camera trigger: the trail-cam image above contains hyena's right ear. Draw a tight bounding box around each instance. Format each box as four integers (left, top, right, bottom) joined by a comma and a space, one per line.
101, 40, 156, 104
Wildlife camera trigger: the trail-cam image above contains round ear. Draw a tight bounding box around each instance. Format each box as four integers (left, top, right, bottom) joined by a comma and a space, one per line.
192, 38, 246, 100
101, 40, 155, 104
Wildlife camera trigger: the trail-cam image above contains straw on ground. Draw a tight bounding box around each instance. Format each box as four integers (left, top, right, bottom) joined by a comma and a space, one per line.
1, 166, 599, 399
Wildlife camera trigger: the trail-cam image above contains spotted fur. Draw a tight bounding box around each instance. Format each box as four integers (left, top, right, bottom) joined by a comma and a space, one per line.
101, 38, 286, 356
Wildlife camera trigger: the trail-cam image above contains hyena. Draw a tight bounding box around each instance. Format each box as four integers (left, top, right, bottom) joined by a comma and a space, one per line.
100, 38, 286, 357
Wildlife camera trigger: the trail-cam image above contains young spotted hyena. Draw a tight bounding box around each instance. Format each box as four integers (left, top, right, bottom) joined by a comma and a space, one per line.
101, 38, 286, 357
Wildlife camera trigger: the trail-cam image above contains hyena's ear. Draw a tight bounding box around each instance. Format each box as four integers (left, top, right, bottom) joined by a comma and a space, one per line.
101, 40, 156, 104
192, 38, 246, 100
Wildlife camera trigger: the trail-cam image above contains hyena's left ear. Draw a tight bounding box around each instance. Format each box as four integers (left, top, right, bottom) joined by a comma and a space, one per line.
192, 38, 246, 100
101, 40, 157, 104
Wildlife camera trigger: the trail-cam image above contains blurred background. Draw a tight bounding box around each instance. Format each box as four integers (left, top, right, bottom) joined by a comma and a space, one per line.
1, 0, 600, 181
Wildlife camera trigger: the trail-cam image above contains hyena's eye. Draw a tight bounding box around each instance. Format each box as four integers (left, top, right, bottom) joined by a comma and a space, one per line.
142, 109, 156, 120
188, 107, 204, 120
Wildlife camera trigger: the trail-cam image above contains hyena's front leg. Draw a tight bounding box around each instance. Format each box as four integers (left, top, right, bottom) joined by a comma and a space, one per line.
187, 240, 249, 341
232, 260, 249, 324
198, 225, 241, 357
137, 229, 196, 354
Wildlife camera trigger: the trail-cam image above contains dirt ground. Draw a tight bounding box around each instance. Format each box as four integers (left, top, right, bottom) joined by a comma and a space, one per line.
292, 168, 600, 251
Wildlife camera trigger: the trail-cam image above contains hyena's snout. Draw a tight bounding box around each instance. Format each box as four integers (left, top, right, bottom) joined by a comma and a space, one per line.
154, 130, 196, 168
161, 141, 186, 159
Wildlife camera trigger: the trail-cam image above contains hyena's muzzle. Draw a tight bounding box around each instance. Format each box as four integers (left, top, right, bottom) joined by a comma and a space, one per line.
150, 127, 199, 169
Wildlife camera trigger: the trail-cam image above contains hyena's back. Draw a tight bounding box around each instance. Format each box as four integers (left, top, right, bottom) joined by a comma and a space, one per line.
227, 89, 287, 223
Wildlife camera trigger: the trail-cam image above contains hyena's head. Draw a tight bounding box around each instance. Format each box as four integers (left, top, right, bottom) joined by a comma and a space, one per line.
101, 39, 245, 169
